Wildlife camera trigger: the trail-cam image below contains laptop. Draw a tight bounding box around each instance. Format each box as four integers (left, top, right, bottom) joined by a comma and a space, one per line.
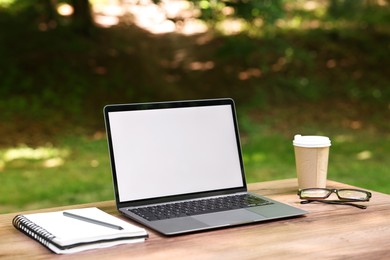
103, 98, 307, 236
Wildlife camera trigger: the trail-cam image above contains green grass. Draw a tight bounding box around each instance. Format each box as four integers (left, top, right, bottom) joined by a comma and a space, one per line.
0, 135, 114, 213
1, 111, 388, 214
329, 134, 390, 192
239, 104, 390, 193
242, 130, 390, 193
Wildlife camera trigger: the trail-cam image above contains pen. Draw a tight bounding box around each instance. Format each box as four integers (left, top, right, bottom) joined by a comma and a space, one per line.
63, 211, 124, 230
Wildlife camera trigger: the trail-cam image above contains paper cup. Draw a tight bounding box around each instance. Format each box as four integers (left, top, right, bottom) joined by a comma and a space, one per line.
293, 135, 331, 190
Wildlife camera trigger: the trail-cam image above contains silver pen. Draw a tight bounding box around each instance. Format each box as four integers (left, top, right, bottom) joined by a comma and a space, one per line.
63, 211, 124, 230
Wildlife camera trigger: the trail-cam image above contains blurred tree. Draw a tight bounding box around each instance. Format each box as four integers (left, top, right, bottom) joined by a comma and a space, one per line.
70, 0, 94, 35
43, 0, 58, 26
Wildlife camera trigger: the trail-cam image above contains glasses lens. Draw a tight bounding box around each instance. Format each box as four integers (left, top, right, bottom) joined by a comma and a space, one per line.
337, 190, 370, 201
300, 189, 330, 199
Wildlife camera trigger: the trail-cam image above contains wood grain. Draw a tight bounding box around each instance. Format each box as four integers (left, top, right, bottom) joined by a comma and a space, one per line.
1, 178, 390, 259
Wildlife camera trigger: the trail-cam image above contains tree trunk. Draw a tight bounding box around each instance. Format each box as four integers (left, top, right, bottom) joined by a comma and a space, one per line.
71, 0, 94, 35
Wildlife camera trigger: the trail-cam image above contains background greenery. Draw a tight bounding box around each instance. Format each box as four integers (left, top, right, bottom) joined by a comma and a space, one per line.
0, 0, 389, 213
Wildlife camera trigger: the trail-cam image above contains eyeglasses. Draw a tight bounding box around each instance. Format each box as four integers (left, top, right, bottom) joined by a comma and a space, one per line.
298, 188, 372, 209
298, 188, 372, 201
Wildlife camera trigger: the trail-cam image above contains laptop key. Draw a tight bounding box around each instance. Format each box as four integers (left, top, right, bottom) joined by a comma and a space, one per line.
129, 194, 273, 221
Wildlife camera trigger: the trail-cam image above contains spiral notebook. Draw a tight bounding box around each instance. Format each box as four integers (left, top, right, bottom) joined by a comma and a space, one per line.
12, 207, 148, 254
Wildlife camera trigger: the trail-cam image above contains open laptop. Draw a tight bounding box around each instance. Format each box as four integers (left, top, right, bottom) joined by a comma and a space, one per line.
103, 98, 306, 236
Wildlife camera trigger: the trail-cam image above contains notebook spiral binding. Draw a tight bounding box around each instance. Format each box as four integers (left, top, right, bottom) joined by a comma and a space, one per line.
13, 215, 56, 248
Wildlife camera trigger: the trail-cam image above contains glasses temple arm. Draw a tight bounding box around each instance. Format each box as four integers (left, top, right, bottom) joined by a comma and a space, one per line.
300, 200, 367, 209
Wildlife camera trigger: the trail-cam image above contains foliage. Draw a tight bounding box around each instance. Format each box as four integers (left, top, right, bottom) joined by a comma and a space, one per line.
193, 0, 285, 25
192, 0, 389, 30
0, 0, 389, 213
0, 0, 388, 121
2, 0, 94, 34
0, 0, 388, 136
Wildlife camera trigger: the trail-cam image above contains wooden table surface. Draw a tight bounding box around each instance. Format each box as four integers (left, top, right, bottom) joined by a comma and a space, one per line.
1, 178, 390, 259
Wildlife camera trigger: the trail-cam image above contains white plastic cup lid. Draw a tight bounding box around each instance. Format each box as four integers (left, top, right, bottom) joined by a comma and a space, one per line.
293, 134, 331, 148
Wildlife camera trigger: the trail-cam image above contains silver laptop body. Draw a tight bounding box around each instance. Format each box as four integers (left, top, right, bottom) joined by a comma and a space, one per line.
104, 98, 306, 236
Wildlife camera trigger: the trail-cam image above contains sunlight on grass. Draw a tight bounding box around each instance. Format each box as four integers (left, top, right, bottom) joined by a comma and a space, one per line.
0, 137, 114, 213
92, 0, 208, 34
334, 134, 354, 143
243, 152, 266, 163
0, 128, 388, 214
356, 150, 372, 160
0, 145, 70, 170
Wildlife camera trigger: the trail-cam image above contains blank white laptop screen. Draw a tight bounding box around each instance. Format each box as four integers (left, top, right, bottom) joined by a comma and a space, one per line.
108, 105, 244, 202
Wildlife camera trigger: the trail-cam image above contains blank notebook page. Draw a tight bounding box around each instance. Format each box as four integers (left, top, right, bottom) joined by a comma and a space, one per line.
23, 207, 147, 246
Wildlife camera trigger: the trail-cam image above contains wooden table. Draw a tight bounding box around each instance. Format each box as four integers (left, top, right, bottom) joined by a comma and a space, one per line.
1, 179, 390, 259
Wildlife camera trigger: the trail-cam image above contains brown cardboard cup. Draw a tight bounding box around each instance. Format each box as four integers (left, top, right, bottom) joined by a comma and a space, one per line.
293, 135, 331, 190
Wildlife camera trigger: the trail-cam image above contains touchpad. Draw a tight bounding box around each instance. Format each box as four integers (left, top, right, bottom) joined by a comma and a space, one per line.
192, 209, 266, 227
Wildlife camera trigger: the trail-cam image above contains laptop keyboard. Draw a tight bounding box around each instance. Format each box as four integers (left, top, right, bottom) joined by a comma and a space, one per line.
128, 194, 273, 221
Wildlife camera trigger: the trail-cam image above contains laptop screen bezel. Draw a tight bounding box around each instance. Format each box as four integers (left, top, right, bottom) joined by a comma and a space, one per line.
103, 98, 248, 208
